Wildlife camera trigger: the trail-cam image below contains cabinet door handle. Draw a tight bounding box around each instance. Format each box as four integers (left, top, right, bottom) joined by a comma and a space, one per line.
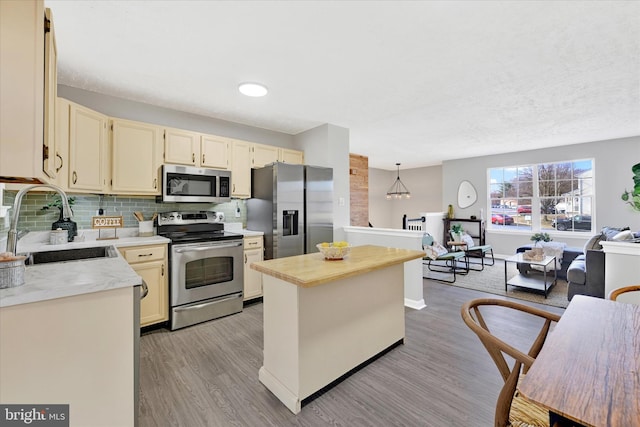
233, 184, 235, 192
55, 153, 63, 173
202, 154, 205, 164
161, 264, 165, 276
244, 253, 247, 263
72, 171, 78, 184
192, 153, 195, 163
138, 253, 153, 257
153, 178, 157, 189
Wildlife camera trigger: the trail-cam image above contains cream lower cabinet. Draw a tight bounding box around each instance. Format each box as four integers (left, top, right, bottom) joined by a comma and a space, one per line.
111, 118, 162, 195
244, 235, 264, 300
230, 139, 252, 198
118, 244, 168, 327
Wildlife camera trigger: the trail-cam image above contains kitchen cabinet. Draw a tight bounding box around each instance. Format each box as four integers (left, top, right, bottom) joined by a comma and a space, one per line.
244, 235, 264, 300
111, 118, 162, 195
119, 244, 168, 327
230, 139, 252, 198
43, 7, 58, 180
0, 285, 137, 426
68, 102, 108, 192
53, 97, 70, 190
201, 134, 230, 169
164, 127, 200, 166
0, 1, 51, 183
279, 148, 304, 165
252, 143, 280, 168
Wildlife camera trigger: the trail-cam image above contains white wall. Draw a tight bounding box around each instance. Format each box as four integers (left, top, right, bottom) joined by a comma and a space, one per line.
442, 136, 640, 255
369, 164, 443, 229
294, 124, 351, 239
58, 85, 295, 147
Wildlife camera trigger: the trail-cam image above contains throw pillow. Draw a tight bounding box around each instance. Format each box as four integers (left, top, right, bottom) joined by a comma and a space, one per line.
601, 226, 630, 240
461, 233, 475, 249
612, 230, 634, 241
424, 242, 448, 260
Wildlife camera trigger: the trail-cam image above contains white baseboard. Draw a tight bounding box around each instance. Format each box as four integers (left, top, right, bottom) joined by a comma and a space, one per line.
404, 298, 426, 310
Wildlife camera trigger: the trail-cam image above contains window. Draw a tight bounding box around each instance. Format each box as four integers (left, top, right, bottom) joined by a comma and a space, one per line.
488, 159, 594, 233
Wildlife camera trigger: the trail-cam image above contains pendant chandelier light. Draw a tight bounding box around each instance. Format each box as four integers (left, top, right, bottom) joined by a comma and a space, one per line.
386, 163, 411, 200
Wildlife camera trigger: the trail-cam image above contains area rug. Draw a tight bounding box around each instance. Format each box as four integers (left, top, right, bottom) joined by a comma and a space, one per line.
423, 259, 569, 309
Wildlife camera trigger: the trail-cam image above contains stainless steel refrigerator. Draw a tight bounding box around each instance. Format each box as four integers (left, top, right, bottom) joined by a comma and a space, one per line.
247, 162, 333, 260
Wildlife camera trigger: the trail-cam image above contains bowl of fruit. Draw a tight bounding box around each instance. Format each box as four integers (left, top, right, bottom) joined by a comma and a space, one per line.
316, 241, 352, 260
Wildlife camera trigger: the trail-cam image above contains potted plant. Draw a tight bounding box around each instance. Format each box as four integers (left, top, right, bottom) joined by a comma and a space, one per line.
451, 224, 464, 242
41, 195, 77, 242
530, 232, 552, 246
526, 232, 552, 260
621, 162, 640, 212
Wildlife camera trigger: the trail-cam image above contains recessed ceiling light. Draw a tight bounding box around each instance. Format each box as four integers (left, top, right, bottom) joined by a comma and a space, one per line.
238, 82, 268, 97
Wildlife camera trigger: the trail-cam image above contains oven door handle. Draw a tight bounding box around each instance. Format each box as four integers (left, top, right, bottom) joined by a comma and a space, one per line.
174, 294, 242, 312
174, 242, 242, 253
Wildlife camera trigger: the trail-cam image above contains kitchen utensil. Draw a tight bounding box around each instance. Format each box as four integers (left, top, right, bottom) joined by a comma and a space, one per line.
138, 220, 154, 237
133, 211, 144, 222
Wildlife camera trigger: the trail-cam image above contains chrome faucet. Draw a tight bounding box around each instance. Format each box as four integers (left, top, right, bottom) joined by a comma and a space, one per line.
6, 184, 73, 255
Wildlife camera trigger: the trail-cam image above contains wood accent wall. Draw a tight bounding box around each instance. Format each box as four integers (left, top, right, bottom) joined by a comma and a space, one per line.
350, 153, 369, 226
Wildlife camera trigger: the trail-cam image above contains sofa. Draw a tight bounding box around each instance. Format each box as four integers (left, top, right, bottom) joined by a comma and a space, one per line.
517, 226, 637, 301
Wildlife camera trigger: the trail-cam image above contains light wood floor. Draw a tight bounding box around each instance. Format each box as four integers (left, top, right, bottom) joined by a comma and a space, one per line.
139, 280, 565, 427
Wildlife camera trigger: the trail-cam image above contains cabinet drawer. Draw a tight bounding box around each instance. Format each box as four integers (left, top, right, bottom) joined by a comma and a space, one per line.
119, 245, 166, 264
244, 236, 263, 250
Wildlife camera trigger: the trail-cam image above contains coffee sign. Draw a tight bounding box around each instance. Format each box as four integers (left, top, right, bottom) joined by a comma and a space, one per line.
92, 216, 123, 229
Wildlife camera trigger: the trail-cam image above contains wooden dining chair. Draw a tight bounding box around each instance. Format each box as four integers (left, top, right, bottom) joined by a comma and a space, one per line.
461, 298, 562, 427
607, 284, 640, 302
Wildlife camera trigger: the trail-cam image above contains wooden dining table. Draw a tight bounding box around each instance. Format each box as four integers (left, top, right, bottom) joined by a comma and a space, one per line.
518, 295, 640, 427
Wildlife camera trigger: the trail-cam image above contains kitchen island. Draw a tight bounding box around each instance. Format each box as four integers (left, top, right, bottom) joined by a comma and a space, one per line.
251, 244, 425, 414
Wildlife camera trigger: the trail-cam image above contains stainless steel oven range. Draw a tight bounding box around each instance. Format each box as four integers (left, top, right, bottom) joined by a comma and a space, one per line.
157, 211, 243, 330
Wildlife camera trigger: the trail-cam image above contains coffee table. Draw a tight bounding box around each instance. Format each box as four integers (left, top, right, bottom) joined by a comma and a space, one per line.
504, 253, 557, 298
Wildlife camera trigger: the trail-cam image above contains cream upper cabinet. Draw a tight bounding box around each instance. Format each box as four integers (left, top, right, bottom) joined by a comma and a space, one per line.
201, 134, 229, 169
42, 8, 57, 180
0, 1, 49, 183
68, 102, 108, 192
164, 127, 199, 166
53, 97, 70, 190
252, 143, 279, 169
279, 148, 304, 165
230, 139, 252, 198
111, 118, 162, 195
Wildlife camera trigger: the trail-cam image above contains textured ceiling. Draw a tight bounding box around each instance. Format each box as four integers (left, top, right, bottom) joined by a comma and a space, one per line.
46, 0, 640, 170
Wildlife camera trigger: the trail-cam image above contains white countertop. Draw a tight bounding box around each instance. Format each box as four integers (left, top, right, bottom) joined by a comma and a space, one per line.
223, 222, 264, 237
0, 228, 170, 308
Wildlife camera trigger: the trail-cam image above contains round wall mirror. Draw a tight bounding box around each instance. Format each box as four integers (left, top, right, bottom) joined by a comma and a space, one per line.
457, 180, 477, 209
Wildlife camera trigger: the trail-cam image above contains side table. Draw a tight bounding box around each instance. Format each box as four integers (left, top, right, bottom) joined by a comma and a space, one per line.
504, 253, 557, 298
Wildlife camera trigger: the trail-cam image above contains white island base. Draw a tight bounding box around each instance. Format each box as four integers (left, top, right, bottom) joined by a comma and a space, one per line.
259, 264, 405, 414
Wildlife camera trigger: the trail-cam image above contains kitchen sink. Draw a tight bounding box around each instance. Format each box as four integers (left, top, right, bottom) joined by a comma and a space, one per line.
21, 245, 118, 265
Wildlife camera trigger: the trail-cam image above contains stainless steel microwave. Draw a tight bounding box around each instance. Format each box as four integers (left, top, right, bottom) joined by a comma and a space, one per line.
161, 165, 231, 203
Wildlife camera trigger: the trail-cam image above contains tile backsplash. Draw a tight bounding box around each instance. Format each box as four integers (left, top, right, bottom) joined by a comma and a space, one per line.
0, 192, 247, 234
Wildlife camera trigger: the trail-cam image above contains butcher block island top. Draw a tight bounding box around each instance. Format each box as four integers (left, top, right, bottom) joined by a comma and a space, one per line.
251, 245, 425, 288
